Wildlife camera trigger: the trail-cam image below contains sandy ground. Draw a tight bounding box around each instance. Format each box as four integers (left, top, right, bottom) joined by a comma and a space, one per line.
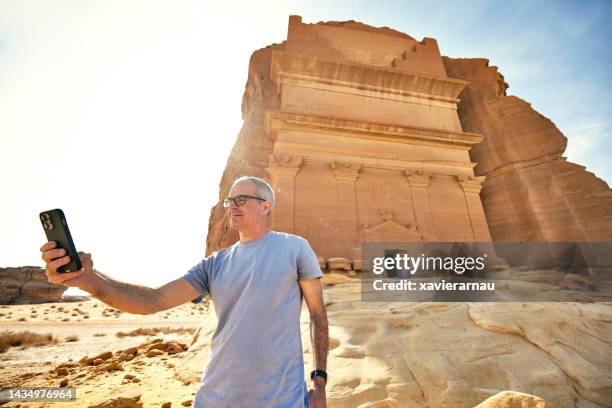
3, 276, 608, 407
1, 297, 207, 407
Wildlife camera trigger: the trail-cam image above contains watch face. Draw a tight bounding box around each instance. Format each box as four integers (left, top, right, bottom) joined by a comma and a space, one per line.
311, 370, 327, 381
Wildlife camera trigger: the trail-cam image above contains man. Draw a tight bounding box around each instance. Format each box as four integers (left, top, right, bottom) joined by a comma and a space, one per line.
41, 176, 329, 408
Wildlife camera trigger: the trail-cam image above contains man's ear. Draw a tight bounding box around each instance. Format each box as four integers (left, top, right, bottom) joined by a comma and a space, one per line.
263, 201, 272, 216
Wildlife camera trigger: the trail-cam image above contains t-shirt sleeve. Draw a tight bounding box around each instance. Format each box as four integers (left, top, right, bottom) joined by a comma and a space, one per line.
297, 237, 324, 281
182, 256, 212, 303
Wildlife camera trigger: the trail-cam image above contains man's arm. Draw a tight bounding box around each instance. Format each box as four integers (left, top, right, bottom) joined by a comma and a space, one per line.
85, 271, 200, 315
40, 241, 201, 315
299, 278, 328, 386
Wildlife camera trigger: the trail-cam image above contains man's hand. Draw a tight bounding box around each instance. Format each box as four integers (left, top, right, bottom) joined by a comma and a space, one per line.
309, 377, 327, 408
40, 241, 94, 290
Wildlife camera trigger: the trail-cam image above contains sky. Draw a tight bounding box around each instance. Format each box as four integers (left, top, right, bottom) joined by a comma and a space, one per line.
1, 0, 610, 295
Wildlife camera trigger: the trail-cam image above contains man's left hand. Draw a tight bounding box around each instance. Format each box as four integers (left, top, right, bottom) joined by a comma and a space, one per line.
309, 377, 327, 408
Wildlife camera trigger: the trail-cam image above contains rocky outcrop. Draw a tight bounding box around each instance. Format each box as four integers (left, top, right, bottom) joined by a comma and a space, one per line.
0, 266, 67, 304
176, 276, 612, 407
205, 17, 611, 256
475, 391, 553, 408
88, 387, 143, 408
194, 15, 612, 408
204, 43, 283, 255
443, 57, 612, 242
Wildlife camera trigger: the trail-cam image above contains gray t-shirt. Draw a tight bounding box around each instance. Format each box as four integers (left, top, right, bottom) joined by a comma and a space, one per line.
182, 231, 323, 408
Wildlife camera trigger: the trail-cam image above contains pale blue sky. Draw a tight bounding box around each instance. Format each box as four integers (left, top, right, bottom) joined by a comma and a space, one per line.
0, 1, 609, 293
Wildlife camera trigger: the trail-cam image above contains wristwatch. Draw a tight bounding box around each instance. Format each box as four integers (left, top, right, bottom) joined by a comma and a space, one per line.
310, 369, 328, 384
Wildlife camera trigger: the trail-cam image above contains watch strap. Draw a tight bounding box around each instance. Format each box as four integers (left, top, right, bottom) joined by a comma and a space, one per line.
310, 369, 328, 383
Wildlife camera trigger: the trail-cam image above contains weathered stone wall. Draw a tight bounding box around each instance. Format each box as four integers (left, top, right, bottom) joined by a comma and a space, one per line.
443, 57, 612, 242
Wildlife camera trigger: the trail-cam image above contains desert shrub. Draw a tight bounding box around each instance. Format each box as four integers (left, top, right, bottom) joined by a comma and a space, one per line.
0, 330, 57, 352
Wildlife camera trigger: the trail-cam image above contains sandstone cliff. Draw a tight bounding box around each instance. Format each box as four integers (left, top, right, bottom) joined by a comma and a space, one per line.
205, 19, 611, 256
443, 57, 612, 242
0, 266, 67, 304
194, 16, 612, 408
205, 43, 283, 255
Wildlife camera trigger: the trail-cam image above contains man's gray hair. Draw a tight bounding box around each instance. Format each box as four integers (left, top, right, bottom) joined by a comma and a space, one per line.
232, 176, 275, 209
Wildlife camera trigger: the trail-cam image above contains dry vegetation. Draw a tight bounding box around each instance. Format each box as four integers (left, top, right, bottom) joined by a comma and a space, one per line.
0, 330, 58, 352
115, 327, 196, 338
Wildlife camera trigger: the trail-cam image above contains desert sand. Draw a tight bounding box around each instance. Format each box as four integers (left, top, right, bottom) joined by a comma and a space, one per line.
1, 297, 205, 408
2, 273, 611, 407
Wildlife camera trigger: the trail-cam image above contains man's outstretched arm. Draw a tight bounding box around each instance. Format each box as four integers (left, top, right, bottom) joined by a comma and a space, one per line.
41, 241, 200, 315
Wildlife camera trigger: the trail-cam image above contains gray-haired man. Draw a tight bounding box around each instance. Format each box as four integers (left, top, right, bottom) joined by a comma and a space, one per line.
41, 176, 329, 408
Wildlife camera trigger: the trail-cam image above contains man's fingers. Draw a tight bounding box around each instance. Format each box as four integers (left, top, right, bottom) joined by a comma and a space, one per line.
40, 241, 56, 253
77, 251, 91, 259
41, 248, 67, 262
49, 269, 85, 286
77, 252, 94, 272
46, 255, 71, 274
59, 269, 85, 281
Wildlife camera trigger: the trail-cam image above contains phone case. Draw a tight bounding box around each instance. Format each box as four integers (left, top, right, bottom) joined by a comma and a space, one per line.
39, 209, 82, 273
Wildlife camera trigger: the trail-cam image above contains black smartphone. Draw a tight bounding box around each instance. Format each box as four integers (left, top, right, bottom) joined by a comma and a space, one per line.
39, 209, 82, 273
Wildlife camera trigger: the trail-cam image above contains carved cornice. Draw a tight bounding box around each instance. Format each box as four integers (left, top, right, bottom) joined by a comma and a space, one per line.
457, 175, 486, 194
331, 162, 362, 182
265, 110, 484, 148
271, 51, 468, 103
266, 154, 304, 178
404, 170, 432, 188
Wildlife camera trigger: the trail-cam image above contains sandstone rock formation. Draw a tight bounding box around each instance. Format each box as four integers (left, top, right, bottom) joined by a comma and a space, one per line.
205, 16, 611, 256
206, 15, 499, 258
193, 15, 612, 408
176, 276, 612, 407
442, 58, 612, 242
0, 266, 67, 304
475, 391, 553, 408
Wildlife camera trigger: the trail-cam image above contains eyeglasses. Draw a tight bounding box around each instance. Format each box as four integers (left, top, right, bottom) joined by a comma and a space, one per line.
223, 195, 266, 208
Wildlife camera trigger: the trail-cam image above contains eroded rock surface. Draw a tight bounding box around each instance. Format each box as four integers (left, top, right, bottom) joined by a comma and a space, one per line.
0, 266, 66, 304
176, 276, 612, 408
443, 57, 612, 242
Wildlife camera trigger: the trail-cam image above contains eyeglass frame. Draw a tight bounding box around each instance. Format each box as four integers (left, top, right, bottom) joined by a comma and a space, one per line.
223, 194, 266, 208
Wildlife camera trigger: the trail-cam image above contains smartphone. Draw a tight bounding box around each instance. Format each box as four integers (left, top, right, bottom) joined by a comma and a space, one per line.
39, 209, 82, 273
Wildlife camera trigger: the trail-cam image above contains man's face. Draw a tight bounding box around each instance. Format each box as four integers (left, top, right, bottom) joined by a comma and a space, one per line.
226, 180, 270, 231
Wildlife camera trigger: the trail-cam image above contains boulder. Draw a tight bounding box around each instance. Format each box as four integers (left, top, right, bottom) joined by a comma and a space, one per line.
88, 387, 143, 408
475, 391, 553, 408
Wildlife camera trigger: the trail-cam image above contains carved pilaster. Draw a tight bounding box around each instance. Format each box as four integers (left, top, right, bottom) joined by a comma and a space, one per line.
404, 170, 435, 240
458, 175, 492, 241
266, 155, 304, 233
331, 162, 362, 243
